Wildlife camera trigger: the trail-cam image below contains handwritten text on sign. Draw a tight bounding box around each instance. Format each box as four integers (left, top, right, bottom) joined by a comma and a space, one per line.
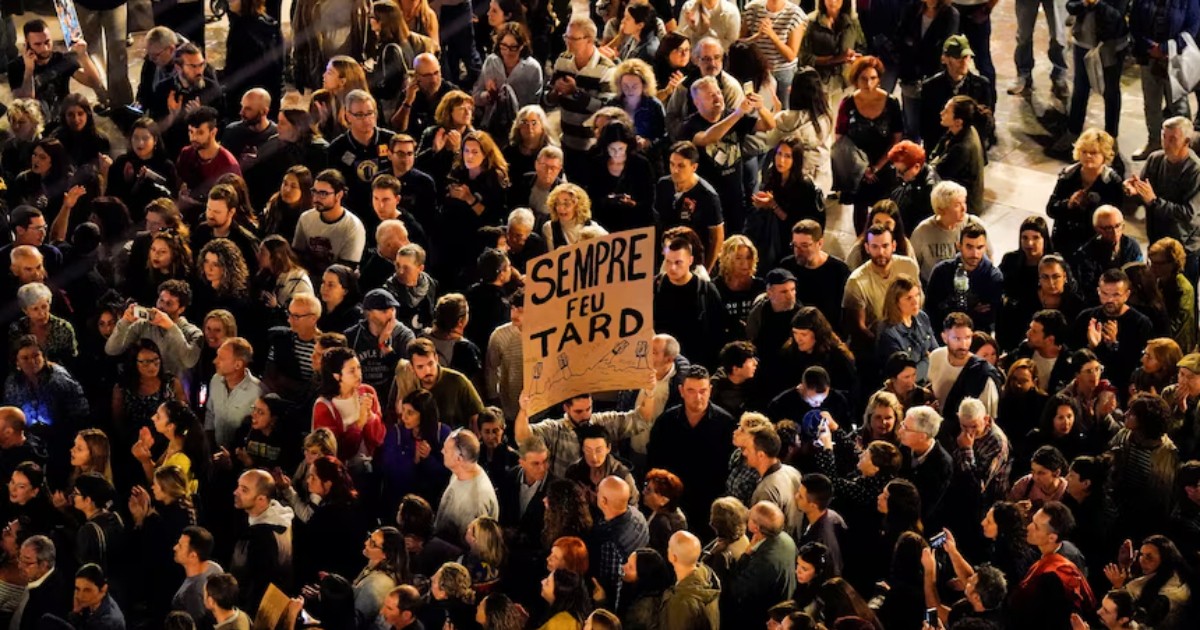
522, 228, 656, 416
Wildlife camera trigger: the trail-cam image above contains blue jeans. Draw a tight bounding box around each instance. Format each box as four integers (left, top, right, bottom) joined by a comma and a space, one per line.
955, 4, 996, 86
1068, 45, 1121, 136
439, 2, 481, 87
774, 65, 796, 105
1014, 0, 1068, 80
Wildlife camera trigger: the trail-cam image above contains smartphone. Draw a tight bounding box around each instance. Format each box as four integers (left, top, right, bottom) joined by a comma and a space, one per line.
742, 80, 754, 95
925, 608, 938, 626
929, 532, 947, 549
198, 384, 209, 407
133, 306, 150, 320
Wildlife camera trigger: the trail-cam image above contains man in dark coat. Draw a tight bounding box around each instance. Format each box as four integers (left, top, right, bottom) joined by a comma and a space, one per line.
229, 470, 294, 613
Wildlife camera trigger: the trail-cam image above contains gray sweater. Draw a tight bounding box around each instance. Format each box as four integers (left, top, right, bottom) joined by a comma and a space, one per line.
1141, 150, 1200, 252
105, 316, 204, 374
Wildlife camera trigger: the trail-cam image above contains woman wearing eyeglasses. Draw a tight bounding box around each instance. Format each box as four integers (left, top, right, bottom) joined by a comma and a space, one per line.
1045, 129, 1125, 259
473, 22, 544, 141
112, 339, 186, 451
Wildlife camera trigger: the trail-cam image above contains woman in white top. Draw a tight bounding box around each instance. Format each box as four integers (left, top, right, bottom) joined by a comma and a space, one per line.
543, 183, 607, 249
255, 235, 315, 309
759, 67, 835, 192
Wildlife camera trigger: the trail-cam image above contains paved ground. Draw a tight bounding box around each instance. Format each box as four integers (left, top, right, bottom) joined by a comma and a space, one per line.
0, 4, 1164, 259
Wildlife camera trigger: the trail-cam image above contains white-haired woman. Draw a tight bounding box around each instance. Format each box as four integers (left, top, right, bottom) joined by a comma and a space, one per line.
8, 283, 77, 366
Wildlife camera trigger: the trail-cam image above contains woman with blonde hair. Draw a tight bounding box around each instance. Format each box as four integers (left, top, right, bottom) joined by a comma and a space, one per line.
1148, 237, 1196, 352
399, 0, 439, 41
1046, 128, 1124, 257
714, 235, 765, 340
543, 183, 605, 248
462, 516, 507, 594
426, 562, 476, 628
1, 99, 45, 183
127, 464, 198, 621
607, 57, 666, 155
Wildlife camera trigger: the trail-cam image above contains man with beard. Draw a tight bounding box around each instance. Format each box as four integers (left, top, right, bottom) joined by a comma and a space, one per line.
408, 338, 485, 430
778, 220, 850, 328
1072, 268, 1154, 395
925, 222, 1004, 333
842, 224, 922, 347
222, 89, 277, 173
927, 312, 1002, 436
664, 37, 745, 139
745, 269, 799, 376
7, 20, 103, 119
150, 43, 226, 155
176, 107, 242, 211
292, 169, 366, 273
191, 185, 262, 272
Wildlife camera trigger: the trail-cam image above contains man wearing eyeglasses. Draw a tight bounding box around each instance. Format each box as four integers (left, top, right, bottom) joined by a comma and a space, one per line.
264, 294, 323, 401
386, 134, 439, 231
0, 206, 62, 277
1070, 205, 1144, 302
1072, 267, 1154, 396
150, 42, 226, 155
664, 37, 744, 140
328, 90, 397, 233
541, 15, 615, 179
293, 169, 367, 274
391, 53, 458, 133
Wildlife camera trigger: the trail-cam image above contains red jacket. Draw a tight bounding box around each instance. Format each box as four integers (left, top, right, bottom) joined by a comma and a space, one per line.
312, 385, 385, 461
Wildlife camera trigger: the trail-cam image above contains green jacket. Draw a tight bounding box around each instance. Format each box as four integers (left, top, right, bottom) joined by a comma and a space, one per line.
659, 563, 722, 630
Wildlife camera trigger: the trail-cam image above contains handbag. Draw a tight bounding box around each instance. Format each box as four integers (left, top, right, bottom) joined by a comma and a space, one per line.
1084, 45, 1105, 97
1168, 32, 1200, 101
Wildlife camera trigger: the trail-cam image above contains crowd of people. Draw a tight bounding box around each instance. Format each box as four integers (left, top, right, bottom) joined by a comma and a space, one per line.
0, 0, 1198, 629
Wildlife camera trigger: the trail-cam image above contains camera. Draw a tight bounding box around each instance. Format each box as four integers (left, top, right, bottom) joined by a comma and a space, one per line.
133, 306, 150, 320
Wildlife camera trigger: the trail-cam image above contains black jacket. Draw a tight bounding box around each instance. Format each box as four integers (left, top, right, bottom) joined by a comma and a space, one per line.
903, 442, 954, 531
897, 3, 960, 84
14, 566, 72, 630
920, 70, 995, 149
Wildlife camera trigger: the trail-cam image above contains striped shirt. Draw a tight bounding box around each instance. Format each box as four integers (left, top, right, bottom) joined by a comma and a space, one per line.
542, 49, 616, 152
743, 1, 807, 72
485, 322, 523, 421
953, 424, 1012, 502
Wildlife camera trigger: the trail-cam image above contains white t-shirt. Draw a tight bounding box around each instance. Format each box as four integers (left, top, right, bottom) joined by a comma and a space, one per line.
1030, 352, 1058, 392
928, 347, 999, 417
292, 209, 366, 267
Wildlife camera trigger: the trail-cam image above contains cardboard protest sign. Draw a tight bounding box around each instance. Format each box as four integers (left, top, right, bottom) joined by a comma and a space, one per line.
522, 228, 656, 416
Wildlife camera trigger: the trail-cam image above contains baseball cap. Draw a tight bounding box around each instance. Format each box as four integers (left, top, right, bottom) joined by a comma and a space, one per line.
765, 268, 796, 286
942, 35, 974, 59
1180, 353, 1200, 374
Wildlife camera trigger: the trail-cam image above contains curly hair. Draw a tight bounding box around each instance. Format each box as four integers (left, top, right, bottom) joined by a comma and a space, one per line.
546, 183, 592, 227
644, 468, 684, 510
542, 479, 593, 546
1073, 128, 1116, 165
197, 238, 250, 297
611, 57, 658, 99
717, 235, 758, 284
434, 562, 475, 604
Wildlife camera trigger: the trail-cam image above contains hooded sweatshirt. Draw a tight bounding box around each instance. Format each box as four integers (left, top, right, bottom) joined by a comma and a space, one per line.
231, 500, 294, 613
660, 563, 722, 630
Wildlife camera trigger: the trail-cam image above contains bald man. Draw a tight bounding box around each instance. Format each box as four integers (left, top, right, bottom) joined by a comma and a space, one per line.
223, 88, 277, 170
3, 246, 54, 329
0, 407, 45, 482
591, 476, 649, 598
230, 470, 295, 612
391, 53, 459, 133
662, 531, 720, 629
729, 502, 798, 628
